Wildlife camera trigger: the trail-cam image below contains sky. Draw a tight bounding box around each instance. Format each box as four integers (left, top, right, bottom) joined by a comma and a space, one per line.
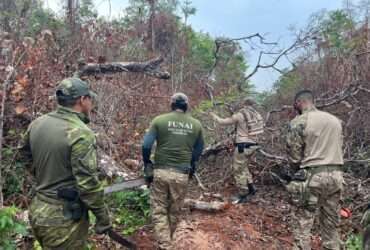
44, 0, 348, 91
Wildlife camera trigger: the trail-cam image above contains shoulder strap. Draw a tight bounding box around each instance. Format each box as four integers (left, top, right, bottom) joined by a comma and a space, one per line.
240, 109, 249, 123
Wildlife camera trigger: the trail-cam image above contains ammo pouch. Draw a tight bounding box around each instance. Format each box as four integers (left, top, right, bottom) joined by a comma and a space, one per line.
57, 188, 85, 221
236, 142, 258, 153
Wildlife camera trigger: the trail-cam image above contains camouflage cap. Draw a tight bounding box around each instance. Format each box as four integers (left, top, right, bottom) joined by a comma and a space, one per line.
171, 92, 189, 104
56, 77, 97, 100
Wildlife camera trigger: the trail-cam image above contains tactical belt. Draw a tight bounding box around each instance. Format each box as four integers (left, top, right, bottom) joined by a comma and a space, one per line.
154, 165, 190, 175
305, 165, 343, 175
234, 142, 258, 148
235, 142, 258, 153
36, 192, 64, 205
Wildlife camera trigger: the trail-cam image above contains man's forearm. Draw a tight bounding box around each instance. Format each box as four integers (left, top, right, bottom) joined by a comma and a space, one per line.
142, 132, 156, 163
212, 115, 235, 126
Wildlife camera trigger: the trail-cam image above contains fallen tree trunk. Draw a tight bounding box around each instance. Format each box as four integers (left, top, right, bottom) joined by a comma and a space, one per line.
76, 57, 170, 79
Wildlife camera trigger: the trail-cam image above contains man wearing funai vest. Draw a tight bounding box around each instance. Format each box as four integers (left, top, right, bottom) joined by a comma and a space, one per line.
142, 93, 204, 249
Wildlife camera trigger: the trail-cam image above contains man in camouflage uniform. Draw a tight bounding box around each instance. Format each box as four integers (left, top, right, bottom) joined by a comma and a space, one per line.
21, 78, 111, 249
285, 90, 344, 250
210, 98, 264, 203
142, 93, 204, 249
362, 204, 370, 250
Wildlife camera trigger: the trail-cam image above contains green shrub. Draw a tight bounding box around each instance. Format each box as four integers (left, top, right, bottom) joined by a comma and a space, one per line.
345, 233, 363, 250
0, 206, 27, 250
107, 189, 150, 235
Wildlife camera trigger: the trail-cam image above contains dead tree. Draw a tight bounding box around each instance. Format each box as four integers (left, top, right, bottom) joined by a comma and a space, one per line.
0, 67, 16, 207
201, 31, 313, 101
75, 56, 170, 79
148, 0, 156, 53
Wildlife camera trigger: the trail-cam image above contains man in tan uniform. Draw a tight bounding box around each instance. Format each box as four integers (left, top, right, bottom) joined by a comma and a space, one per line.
286, 90, 344, 250
210, 98, 264, 203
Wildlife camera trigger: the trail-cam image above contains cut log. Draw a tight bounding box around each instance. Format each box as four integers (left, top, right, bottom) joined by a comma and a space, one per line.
98, 150, 137, 179
184, 199, 230, 212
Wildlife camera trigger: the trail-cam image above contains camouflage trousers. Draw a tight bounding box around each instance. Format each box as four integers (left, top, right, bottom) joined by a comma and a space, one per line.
232, 146, 258, 194
286, 166, 343, 250
362, 208, 370, 250
29, 195, 89, 250
150, 168, 189, 250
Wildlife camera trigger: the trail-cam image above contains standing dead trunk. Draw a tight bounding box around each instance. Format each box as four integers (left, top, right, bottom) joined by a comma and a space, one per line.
0, 0, 16, 32
0, 67, 15, 208
66, 0, 80, 43
148, 0, 156, 53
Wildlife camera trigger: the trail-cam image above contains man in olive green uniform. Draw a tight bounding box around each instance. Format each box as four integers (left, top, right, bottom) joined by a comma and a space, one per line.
362, 204, 370, 250
210, 98, 264, 203
142, 93, 204, 249
285, 90, 344, 250
21, 78, 111, 249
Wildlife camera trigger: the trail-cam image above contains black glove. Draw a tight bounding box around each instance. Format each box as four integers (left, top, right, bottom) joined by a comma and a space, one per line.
278, 167, 293, 182
237, 143, 245, 153
144, 161, 154, 185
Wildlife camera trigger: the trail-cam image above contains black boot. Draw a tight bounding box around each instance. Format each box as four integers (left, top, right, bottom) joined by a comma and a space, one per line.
233, 184, 257, 204
231, 193, 247, 204
247, 183, 257, 196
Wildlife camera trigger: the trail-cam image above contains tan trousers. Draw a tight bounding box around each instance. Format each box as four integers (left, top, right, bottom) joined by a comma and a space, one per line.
232, 146, 258, 194
150, 168, 188, 250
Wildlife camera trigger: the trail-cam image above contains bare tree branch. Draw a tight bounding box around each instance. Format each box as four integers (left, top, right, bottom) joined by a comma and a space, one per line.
202, 33, 282, 101
244, 37, 305, 81
217, 33, 278, 46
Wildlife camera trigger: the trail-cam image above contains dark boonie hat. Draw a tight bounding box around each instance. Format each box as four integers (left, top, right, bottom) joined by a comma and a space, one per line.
56, 77, 97, 100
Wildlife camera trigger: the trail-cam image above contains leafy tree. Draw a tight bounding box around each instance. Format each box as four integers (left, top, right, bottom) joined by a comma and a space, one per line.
79, 0, 98, 23
213, 40, 249, 92
187, 31, 216, 73
181, 0, 196, 26
258, 69, 301, 108
319, 10, 355, 55
26, 7, 64, 36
